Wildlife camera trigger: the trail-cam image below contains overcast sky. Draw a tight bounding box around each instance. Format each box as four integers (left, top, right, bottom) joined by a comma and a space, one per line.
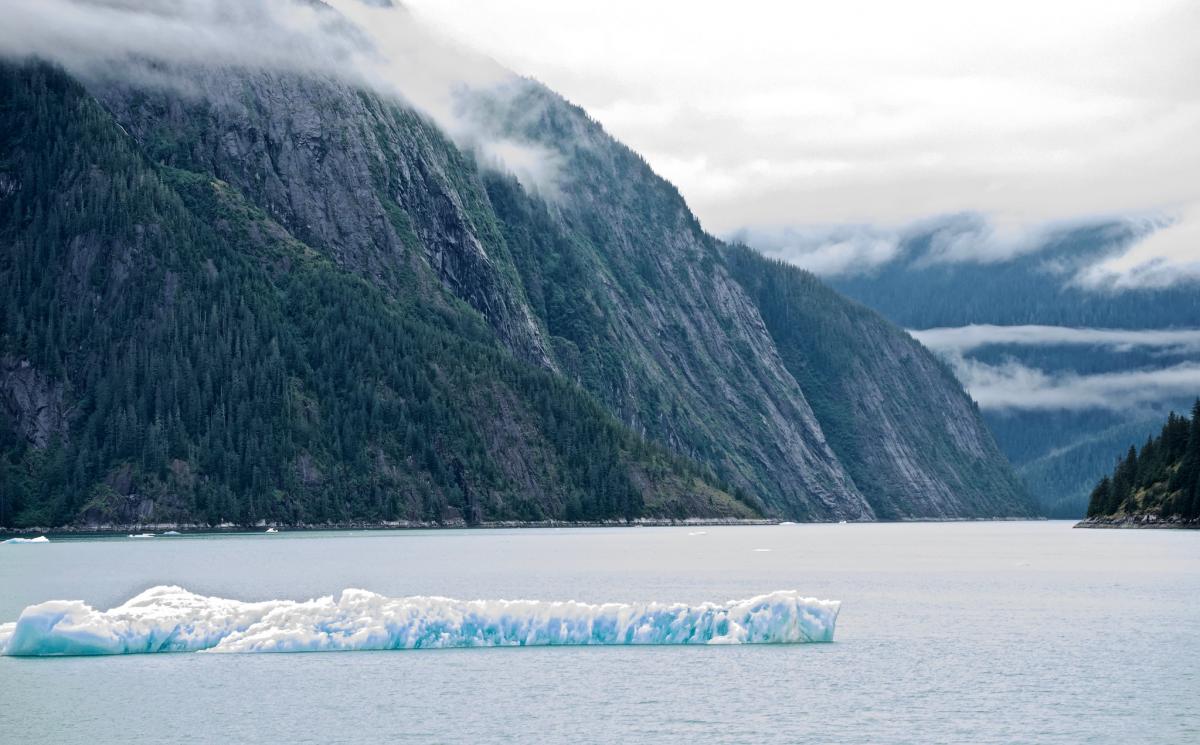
4, 0, 1196, 287
406, 0, 1200, 281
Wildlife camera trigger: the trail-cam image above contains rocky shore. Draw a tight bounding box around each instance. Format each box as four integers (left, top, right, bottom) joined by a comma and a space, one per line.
1075, 515, 1199, 529
0, 517, 779, 537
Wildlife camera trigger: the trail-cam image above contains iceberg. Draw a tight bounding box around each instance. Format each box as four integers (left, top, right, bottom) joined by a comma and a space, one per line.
3, 536, 49, 544
0, 586, 840, 656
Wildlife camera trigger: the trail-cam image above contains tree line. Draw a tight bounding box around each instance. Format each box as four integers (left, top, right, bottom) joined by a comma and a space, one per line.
1086, 400, 1200, 520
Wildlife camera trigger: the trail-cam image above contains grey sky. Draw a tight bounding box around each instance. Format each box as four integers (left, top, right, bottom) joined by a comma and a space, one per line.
406, 0, 1200, 286
4, 1, 1196, 287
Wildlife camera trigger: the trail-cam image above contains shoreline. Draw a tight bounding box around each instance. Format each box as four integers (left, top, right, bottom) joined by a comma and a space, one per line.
2, 515, 1050, 537
1074, 515, 1199, 530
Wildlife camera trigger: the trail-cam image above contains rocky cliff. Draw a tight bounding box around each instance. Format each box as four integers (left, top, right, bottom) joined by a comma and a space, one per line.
0, 1, 1035, 526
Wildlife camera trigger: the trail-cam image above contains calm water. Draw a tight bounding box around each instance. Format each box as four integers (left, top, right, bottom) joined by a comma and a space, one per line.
0, 522, 1196, 744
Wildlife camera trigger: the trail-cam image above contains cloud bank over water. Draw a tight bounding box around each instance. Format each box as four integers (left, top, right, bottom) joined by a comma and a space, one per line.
920, 346, 1200, 413
912, 325, 1200, 355
911, 325, 1200, 412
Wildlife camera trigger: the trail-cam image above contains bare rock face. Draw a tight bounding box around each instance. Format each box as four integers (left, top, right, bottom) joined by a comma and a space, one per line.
89, 69, 553, 369
25, 62, 1031, 521
723, 246, 1035, 518
0, 356, 71, 448
470, 82, 1030, 519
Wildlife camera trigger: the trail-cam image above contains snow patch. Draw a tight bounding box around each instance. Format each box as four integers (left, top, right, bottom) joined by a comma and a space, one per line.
0, 586, 840, 656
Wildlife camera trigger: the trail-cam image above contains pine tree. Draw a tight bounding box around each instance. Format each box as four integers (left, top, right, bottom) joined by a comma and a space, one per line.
1087, 476, 1112, 517
1182, 400, 1200, 519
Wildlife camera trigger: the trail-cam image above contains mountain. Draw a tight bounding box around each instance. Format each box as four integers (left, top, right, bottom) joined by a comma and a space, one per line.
1080, 401, 1200, 528
0, 6, 1033, 527
736, 216, 1200, 517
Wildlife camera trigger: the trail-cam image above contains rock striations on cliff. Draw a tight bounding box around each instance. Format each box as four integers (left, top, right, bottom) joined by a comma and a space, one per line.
0, 2, 1034, 527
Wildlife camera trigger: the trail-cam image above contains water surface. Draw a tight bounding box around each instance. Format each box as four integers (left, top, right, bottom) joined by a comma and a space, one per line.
1, 522, 1196, 743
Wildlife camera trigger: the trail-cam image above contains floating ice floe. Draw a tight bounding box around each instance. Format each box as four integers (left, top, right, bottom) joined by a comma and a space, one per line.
162, 531, 182, 536
0, 586, 840, 656
3, 536, 49, 544
264, 528, 279, 534
128, 533, 155, 539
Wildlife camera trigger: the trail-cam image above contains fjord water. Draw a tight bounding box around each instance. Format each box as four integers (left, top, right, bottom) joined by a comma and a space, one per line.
1, 523, 1196, 744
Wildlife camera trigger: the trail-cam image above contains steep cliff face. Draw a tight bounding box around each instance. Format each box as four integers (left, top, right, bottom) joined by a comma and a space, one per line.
473, 85, 871, 519
77, 67, 872, 519
0, 13, 1035, 525
468, 82, 1033, 518
0, 62, 749, 527
0, 356, 71, 449
724, 247, 1034, 518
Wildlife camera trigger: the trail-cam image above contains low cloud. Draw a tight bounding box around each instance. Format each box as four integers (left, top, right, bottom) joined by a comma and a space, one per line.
1073, 204, 1200, 291
0, 0, 564, 194
912, 325, 1200, 355
732, 212, 1147, 278
733, 211, 1192, 295
728, 224, 902, 277
939, 354, 1200, 412
469, 138, 565, 199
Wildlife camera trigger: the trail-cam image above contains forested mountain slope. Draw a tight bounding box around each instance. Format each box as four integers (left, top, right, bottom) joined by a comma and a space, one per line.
0, 63, 744, 527
0, 3, 1035, 527
724, 247, 1029, 519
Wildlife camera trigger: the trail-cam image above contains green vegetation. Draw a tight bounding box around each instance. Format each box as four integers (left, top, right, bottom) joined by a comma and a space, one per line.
0, 55, 1034, 526
1085, 401, 1200, 522
724, 245, 1033, 518
0, 62, 749, 528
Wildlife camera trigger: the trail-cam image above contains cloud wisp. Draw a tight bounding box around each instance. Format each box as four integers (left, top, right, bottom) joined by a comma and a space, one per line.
915, 324, 1200, 411
1073, 203, 1200, 291
0, 0, 565, 195
728, 223, 904, 277
912, 325, 1200, 356
943, 356, 1200, 412
732, 213, 1156, 279
734, 209, 1200, 293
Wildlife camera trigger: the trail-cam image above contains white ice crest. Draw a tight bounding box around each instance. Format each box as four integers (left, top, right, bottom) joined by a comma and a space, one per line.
0, 586, 840, 656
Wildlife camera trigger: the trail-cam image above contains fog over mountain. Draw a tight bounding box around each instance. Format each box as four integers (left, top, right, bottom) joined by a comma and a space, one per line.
745, 218, 1200, 516
0, 0, 1034, 527
407, 1, 1200, 291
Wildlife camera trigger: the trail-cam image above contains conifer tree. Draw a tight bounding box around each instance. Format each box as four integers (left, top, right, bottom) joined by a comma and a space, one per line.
1087, 476, 1112, 518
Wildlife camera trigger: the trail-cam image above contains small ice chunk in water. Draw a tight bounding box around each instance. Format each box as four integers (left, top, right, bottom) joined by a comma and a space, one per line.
3, 536, 49, 544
